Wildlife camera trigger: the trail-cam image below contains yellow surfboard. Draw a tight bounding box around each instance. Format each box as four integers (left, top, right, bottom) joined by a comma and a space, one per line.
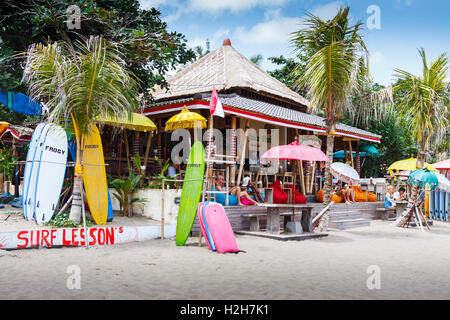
82, 124, 108, 225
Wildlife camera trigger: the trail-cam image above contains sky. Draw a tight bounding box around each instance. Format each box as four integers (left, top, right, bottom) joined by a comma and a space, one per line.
139, 0, 450, 86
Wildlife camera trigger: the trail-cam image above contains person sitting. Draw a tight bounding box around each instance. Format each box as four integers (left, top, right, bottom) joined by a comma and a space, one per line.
215, 175, 258, 206
393, 187, 407, 201
385, 186, 396, 211
242, 176, 265, 203
335, 182, 355, 204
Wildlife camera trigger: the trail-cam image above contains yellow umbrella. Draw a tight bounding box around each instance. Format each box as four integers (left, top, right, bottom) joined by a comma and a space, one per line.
165, 106, 207, 131
96, 112, 157, 132
388, 157, 436, 175
95, 112, 157, 176
0, 121, 9, 135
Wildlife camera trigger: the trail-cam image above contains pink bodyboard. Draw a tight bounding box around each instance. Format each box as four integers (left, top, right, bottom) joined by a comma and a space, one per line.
197, 202, 213, 251
203, 202, 239, 253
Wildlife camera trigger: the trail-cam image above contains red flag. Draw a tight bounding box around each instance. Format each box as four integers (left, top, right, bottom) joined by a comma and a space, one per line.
209, 85, 224, 118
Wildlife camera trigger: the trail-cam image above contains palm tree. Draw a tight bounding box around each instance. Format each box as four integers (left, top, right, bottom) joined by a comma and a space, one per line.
250, 54, 263, 66
291, 6, 369, 231
393, 49, 449, 225
21, 36, 140, 223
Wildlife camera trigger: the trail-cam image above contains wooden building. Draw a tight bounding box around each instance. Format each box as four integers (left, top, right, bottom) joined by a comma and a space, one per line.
141, 39, 381, 194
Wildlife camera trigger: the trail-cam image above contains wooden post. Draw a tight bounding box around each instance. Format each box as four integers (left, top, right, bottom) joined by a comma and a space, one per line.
124, 129, 131, 174
118, 130, 123, 177
299, 161, 306, 195
230, 116, 237, 186
236, 119, 250, 187
161, 179, 165, 240
343, 138, 348, 164
349, 141, 354, 168
140, 131, 153, 186
310, 162, 316, 194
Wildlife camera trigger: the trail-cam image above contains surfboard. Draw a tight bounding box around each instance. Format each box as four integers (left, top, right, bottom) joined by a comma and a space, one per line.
34, 124, 68, 225
203, 202, 239, 254
22, 123, 46, 219
200, 202, 216, 251
176, 141, 205, 246
25, 123, 51, 221
437, 191, 442, 220
68, 136, 113, 222
430, 191, 435, 219
82, 124, 108, 226
197, 202, 214, 251
107, 190, 113, 222
439, 191, 447, 221
445, 192, 450, 221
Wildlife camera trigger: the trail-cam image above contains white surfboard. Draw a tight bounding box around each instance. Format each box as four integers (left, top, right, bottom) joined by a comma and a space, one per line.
25, 123, 51, 221
22, 123, 46, 219
34, 124, 68, 225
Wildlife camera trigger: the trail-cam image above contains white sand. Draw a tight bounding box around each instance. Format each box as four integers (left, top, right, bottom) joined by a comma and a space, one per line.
1, 209, 450, 299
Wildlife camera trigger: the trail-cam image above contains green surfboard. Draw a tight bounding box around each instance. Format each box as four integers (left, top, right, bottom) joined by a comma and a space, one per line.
176, 142, 205, 246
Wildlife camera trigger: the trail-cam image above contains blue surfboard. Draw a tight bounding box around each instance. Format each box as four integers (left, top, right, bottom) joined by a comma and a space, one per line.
0, 91, 42, 115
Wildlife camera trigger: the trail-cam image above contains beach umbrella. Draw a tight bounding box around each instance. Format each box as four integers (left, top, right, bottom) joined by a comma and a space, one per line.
96, 112, 157, 132
358, 144, 380, 157
407, 168, 439, 189
165, 106, 207, 131
435, 172, 450, 192
388, 157, 436, 175
432, 159, 450, 170
262, 141, 328, 162
96, 112, 157, 175
0, 121, 9, 135
333, 150, 369, 159
330, 162, 360, 186
262, 141, 328, 200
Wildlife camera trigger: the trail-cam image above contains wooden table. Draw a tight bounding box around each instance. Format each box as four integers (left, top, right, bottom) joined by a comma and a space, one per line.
255, 203, 315, 235
393, 200, 409, 218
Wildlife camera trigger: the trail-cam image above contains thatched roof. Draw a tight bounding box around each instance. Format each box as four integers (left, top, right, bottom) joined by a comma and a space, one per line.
152, 39, 309, 108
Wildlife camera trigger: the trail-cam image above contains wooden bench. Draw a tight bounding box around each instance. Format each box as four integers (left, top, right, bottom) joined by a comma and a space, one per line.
376, 207, 395, 220
243, 211, 303, 232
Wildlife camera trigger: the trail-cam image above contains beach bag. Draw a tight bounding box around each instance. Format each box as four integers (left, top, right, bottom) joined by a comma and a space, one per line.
269, 180, 288, 204
316, 189, 342, 203
240, 197, 254, 206
351, 186, 367, 202
290, 185, 307, 204
211, 187, 239, 206
367, 191, 377, 202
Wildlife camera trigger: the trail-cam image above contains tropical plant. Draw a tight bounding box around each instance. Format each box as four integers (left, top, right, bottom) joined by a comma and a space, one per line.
0, 0, 195, 100
393, 49, 449, 224
290, 6, 370, 231
109, 154, 145, 217
110, 174, 145, 217
0, 148, 17, 182
147, 156, 179, 189
21, 36, 140, 224
250, 54, 263, 66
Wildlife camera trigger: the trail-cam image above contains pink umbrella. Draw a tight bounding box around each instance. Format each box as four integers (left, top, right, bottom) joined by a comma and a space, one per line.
262, 141, 328, 161
433, 159, 450, 170
262, 141, 327, 203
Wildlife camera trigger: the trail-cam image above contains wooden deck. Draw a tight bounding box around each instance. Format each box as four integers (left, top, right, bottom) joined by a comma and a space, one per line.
191, 201, 385, 235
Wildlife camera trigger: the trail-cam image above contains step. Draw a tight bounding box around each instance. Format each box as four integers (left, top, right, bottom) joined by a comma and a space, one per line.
329, 218, 371, 230
329, 212, 362, 221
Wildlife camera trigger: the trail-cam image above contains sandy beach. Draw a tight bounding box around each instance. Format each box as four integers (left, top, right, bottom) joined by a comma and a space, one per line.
1, 211, 450, 300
